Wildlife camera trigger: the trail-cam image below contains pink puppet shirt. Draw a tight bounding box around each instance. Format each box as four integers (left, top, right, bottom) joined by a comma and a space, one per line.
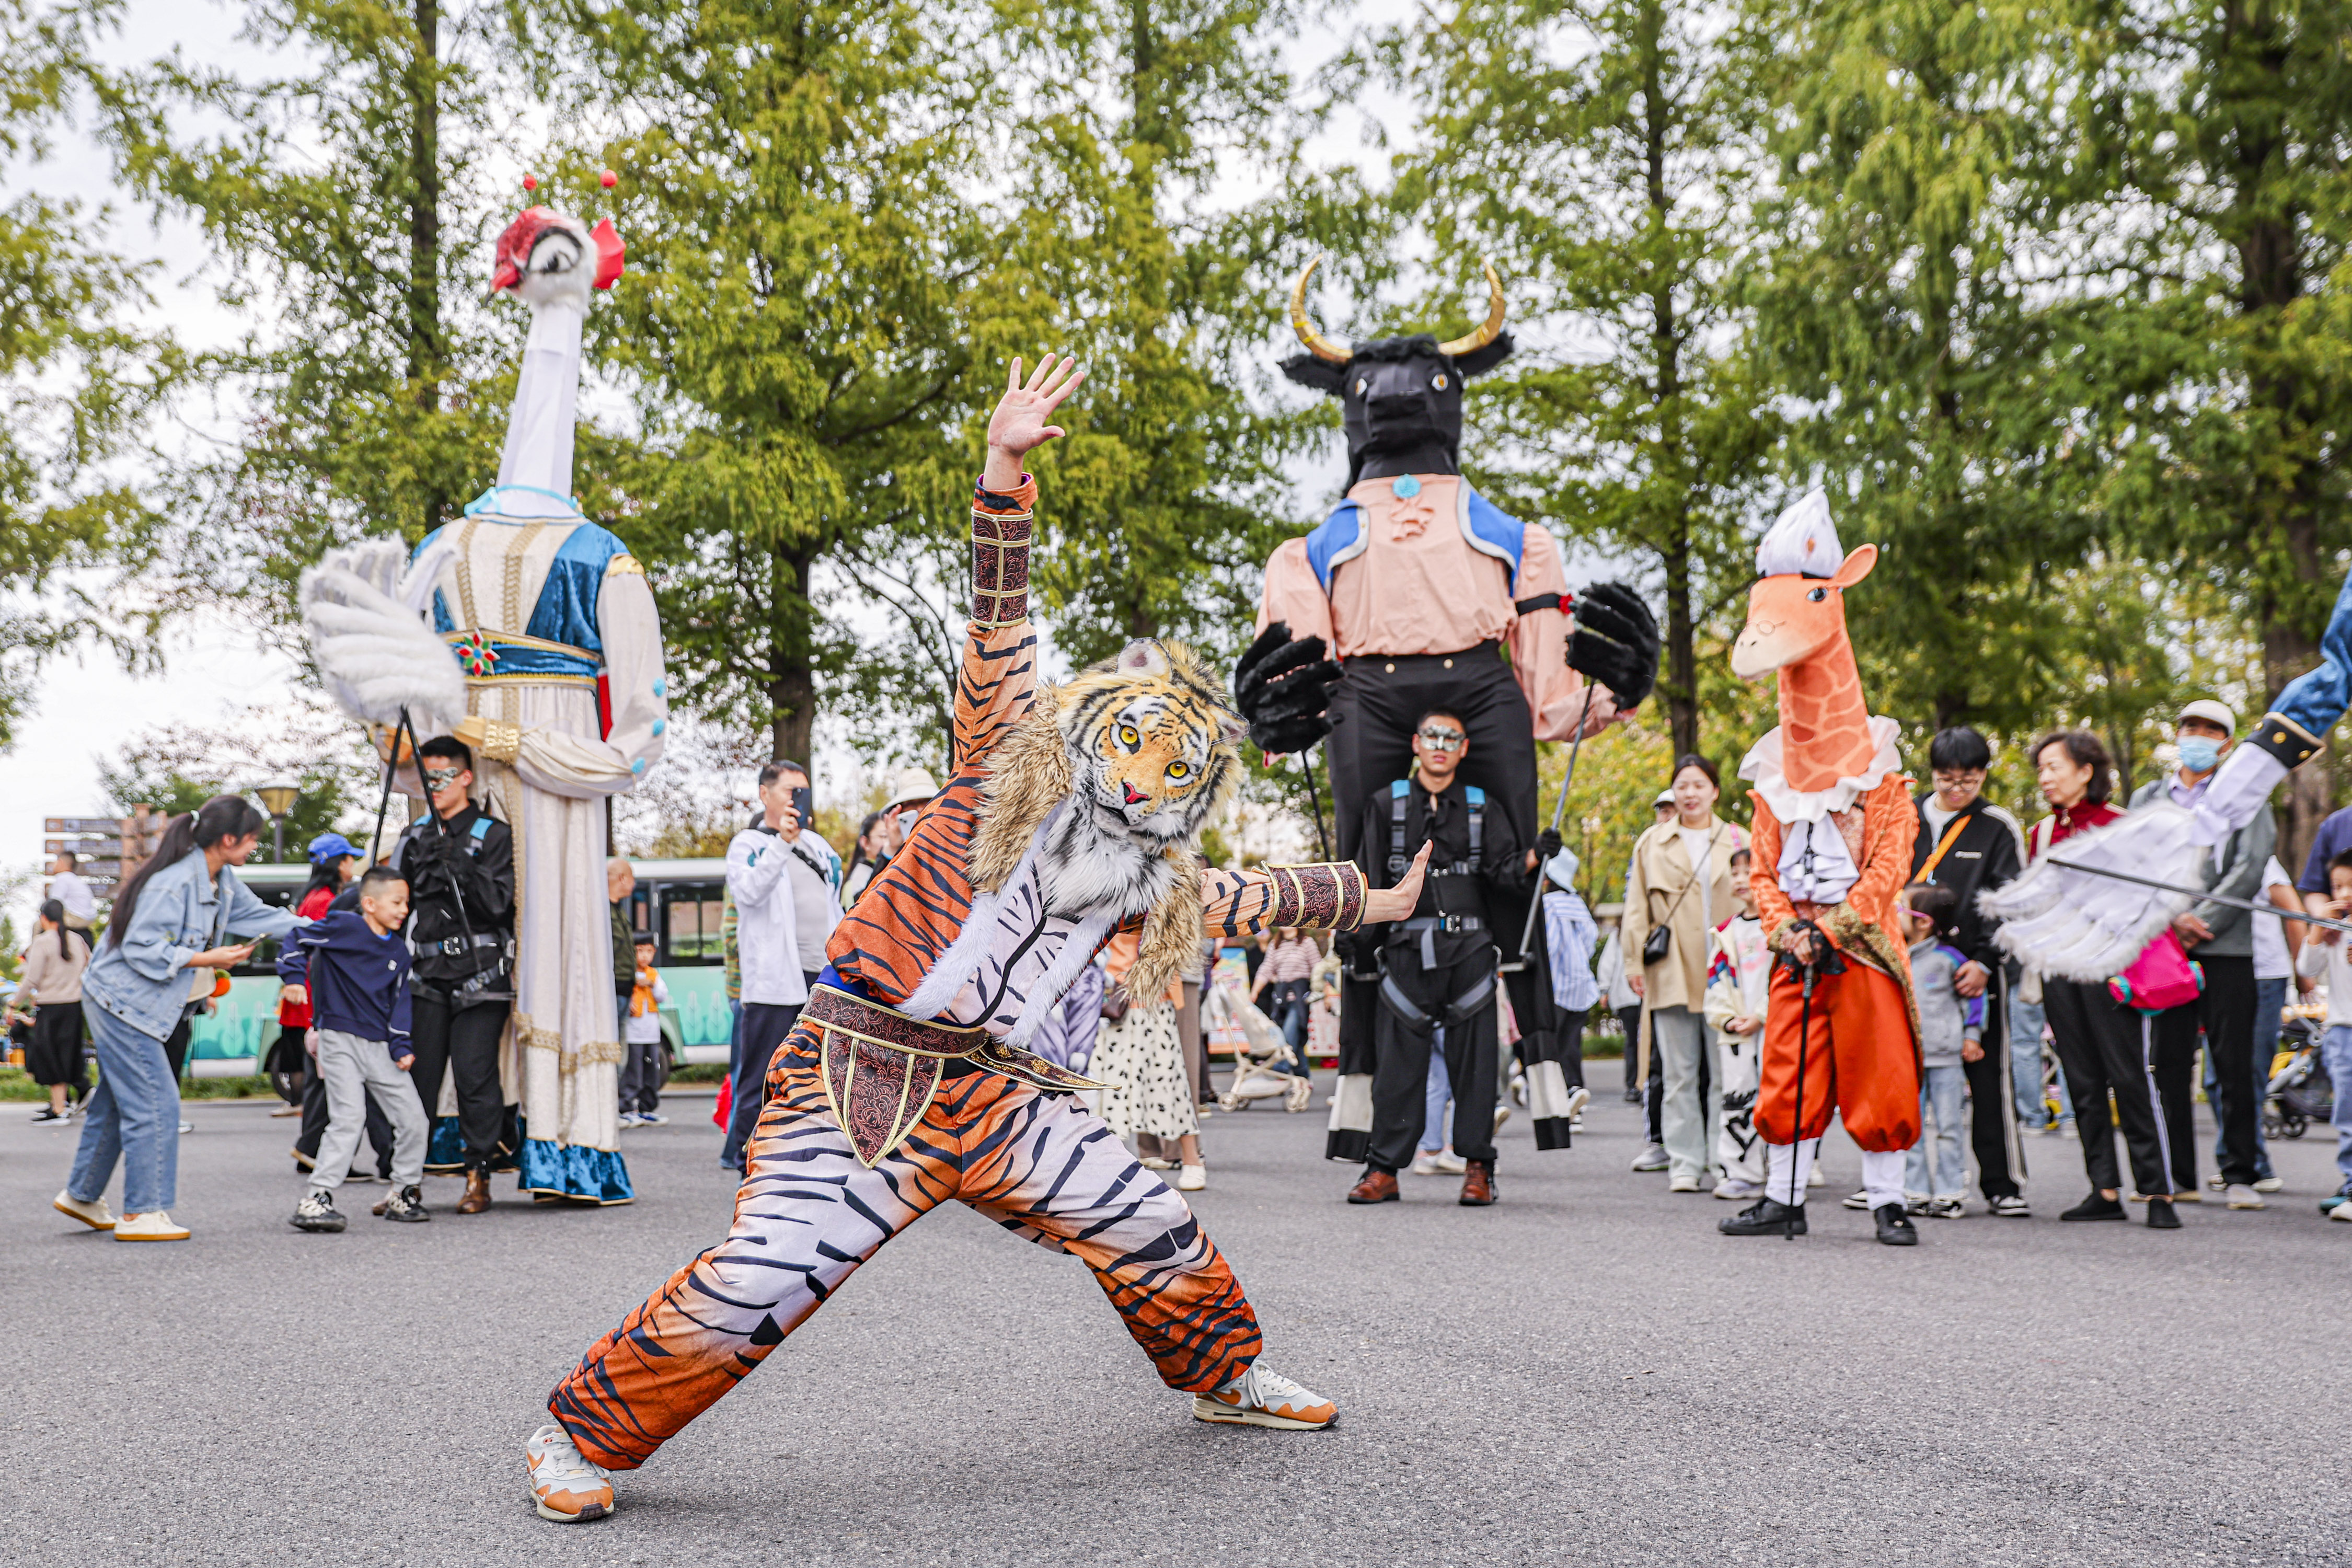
1256, 473, 1587, 741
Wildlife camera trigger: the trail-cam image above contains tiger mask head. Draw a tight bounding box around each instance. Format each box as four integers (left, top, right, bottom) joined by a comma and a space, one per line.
972, 638, 1246, 917
1063, 640, 1247, 846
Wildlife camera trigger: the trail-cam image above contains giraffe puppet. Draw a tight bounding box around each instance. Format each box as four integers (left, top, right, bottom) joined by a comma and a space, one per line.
1718, 492, 1924, 1245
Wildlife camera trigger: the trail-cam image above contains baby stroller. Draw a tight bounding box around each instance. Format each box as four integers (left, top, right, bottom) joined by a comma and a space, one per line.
2265, 1015, 2335, 1140
1208, 986, 1313, 1113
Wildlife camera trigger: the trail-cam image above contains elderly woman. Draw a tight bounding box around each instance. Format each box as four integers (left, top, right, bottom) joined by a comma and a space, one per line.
1620, 755, 1749, 1192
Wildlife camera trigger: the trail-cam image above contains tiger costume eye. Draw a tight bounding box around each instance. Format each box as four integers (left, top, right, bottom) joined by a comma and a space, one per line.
1119, 725, 1139, 747
1168, 761, 1189, 779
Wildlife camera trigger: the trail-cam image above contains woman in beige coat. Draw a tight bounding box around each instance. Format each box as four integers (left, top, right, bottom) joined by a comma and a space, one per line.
1621, 756, 1749, 1190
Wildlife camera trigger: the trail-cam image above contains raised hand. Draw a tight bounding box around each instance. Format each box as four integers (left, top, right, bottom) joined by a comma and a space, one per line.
1363, 841, 1433, 925
1233, 621, 1342, 757
1567, 581, 1660, 710
983, 354, 1088, 488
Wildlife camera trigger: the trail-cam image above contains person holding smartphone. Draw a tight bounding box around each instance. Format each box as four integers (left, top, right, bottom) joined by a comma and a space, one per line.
720, 763, 811, 1171
54, 795, 308, 1242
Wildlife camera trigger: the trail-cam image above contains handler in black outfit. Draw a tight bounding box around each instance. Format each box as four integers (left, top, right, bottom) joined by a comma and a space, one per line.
390, 734, 516, 1215
1345, 707, 1554, 1208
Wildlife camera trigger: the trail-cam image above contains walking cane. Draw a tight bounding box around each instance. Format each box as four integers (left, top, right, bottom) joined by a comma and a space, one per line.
1515, 685, 1600, 964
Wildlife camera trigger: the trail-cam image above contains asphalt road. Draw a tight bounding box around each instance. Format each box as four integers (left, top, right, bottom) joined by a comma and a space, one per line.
2, 1077, 2345, 1566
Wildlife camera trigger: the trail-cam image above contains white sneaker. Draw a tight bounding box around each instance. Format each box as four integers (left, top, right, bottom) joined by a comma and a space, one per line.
177, 1120, 193, 1135
1668, 1173, 1702, 1193
1561, 1085, 1592, 1124
1841, 1189, 1872, 1211
1492, 1103, 1511, 1131
1193, 1365, 1337, 1430
53, 1189, 116, 1231
525, 1424, 615, 1523
1630, 1143, 1669, 1172
1139, 1156, 1177, 1171
116, 1210, 190, 1242
1176, 1165, 1207, 1192
1808, 1166, 1827, 1188
617, 1112, 641, 1129
2224, 1184, 2266, 1210
1713, 1178, 1765, 1201
2253, 1176, 2284, 1194
636, 1112, 667, 1126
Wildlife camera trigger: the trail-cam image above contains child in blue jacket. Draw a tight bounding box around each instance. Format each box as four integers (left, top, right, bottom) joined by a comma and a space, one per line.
1903, 884, 1985, 1217
279, 866, 430, 1231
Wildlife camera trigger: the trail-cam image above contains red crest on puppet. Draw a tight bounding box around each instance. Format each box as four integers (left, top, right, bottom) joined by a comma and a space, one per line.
488, 205, 626, 294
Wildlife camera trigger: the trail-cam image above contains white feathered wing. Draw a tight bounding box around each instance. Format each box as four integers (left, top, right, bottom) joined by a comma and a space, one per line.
300, 537, 466, 733
1977, 804, 2205, 981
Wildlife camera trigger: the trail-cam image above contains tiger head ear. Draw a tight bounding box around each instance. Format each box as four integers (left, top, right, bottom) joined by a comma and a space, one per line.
1115, 640, 1169, 677
1216, 708, 1248, 747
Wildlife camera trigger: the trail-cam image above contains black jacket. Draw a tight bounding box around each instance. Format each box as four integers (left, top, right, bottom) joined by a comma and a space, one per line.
1910, 794, 2024, 974
391, 805, 515, 988
1354, 776, 1529, 961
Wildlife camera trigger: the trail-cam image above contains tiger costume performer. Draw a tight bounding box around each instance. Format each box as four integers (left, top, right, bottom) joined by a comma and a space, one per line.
525, 356, 1428, 1524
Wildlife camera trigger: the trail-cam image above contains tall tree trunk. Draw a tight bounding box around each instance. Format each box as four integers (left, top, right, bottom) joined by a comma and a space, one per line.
1640, 0, 1697, 757
768, 540, 819, 764
406, 0, 443, 538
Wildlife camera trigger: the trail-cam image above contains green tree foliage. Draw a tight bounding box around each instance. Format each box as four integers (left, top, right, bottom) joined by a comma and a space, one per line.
984, 0, 1352, 674
1389, 0, 1779, 760
1750, 0, 2100, 736
96, 701, 372, 861
88, 0, 508, 617
523, 0, 999, 767
2063, 0, 2352, 852
0, 0, 175, 750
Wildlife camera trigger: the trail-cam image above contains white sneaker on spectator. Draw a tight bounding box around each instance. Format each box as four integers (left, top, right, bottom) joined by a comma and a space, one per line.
1808, 1166, 1827, 1188
53, 1189, 115, 1230
1713, 1178, 1765, 1201
1988, 1194, 2031, 1217
1841, 1189, 1872, 1211
1926, 1196, 1965, 1218
1175, 1165, 1207, 1192
1668, 1173, 1702, 1193
636, 1112, 666, 1126
2223, 1184, 2265, 1210
2253, 1176, 2284, 1194
116, 1210, 190, 1241
1630, 1143, 1669, 1172
525, 1424, 614, 1523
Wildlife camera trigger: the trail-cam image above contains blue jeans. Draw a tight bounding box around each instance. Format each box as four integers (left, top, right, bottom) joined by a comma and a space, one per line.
1905, 1062, 1968, 1199
68, 1004, 181, 1215
2323, 1026, 2352, 1192
2009, 990, 2071, 1126
1420, 1042, 1453, 1154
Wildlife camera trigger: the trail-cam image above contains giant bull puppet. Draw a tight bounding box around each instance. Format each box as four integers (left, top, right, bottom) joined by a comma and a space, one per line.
1232, 255, 1661, 1159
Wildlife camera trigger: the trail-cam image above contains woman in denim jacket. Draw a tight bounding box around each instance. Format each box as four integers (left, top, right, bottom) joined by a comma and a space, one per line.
56, 795, 307, 1241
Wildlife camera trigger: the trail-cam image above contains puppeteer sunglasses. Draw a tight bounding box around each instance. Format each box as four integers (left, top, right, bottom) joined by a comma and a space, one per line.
423, 766, 465, 790
1416, 727, 1466, 751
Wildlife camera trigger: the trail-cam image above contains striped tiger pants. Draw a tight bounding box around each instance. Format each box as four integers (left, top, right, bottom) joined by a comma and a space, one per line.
547, 1031, 1263, 1470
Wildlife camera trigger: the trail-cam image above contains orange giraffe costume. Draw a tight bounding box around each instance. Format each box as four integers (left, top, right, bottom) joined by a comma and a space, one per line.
1725, 492, 1921, 1229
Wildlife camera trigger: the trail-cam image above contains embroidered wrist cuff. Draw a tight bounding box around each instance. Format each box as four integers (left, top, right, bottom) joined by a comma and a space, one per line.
1265, 862, 1368, 931
2248, 711, 2323, 770
970, 501, 1033, 628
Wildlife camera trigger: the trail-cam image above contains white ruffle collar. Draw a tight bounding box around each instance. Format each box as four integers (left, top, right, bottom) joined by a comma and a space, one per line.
1737, 714, 1903, 824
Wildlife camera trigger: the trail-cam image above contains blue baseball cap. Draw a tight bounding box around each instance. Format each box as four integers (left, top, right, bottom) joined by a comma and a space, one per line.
307, 832, 360, 864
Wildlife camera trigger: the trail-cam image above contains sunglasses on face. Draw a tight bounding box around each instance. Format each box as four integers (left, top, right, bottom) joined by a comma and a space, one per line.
1416, 727, 1466, 751
423, 766, 465, 791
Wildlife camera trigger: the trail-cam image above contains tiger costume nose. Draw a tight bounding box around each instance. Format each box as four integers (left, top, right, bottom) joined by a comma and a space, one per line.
1123, 783, 1147, 805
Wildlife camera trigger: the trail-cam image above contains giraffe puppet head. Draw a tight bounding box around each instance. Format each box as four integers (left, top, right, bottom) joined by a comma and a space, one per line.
1733, 491, 1883, 792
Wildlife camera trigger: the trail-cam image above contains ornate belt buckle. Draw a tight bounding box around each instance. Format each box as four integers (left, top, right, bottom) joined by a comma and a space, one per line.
815, 1028, 945, 1168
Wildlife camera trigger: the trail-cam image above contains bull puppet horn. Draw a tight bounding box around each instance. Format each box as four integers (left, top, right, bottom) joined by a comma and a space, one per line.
1436, 260, 1507, 358
1288, 253, 1351, 365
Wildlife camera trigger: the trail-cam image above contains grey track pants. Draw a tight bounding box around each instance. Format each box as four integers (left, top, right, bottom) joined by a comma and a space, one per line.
312, 1029, 429, 1191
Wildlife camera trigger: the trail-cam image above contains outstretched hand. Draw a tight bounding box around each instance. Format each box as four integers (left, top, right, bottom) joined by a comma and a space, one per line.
1362, 841, 1433, 925
983, 354, 1088, 489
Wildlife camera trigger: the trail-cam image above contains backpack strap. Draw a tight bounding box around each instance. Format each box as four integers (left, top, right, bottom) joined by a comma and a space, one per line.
1388, 780, 1410, 877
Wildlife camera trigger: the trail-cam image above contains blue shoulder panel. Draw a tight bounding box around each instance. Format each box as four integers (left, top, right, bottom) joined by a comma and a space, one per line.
525, 523, 631, 654
1305, 501, 1369, 594
1391, 779, 1409, 798
1465, 785, 1485, 805
1459, 482, 1525, 583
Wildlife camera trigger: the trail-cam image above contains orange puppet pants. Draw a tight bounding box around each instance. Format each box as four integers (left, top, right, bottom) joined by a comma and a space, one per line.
1754, 960, 1920, 1152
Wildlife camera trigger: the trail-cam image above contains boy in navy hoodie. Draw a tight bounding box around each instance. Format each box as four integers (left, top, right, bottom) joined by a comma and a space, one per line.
280, 866, 430, 1231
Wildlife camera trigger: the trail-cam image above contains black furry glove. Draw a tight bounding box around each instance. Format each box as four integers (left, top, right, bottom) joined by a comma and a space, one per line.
1233, 621, 1343, 755
1567, 581, 1660, 710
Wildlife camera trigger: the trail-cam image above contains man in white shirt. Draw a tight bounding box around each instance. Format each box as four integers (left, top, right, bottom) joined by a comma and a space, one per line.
770, 761, 842, 983
720, 764, 808, 1172
45, 852, 97, 930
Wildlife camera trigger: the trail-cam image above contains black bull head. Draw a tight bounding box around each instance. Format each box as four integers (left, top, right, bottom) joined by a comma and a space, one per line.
1279, 254, 1515, 488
